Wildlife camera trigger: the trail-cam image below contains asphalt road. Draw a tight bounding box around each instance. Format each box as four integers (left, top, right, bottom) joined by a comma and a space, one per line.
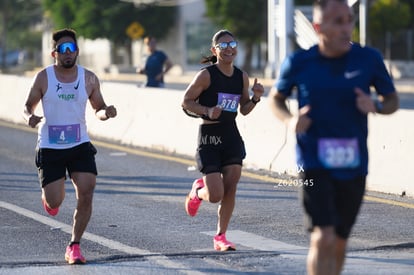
0, 120, 413, 274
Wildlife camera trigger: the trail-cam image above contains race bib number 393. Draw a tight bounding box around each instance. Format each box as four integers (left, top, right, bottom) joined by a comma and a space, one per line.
48, 124, 81, 144
318, 138, 360, 168
217, 92, 241, 112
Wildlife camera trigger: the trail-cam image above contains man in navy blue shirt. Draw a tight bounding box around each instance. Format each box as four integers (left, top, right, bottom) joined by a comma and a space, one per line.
138, 36, 173, 88
269, 1, 399, 274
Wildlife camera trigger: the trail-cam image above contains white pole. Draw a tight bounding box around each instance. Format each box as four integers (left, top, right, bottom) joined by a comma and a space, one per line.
266, 0, 277, 79
359, 0, 367, 46
278, 0, 294, 63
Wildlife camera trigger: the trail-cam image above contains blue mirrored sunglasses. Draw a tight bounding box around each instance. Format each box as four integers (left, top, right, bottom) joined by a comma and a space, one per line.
56, 42, 77, 53
215, 41, 238, 50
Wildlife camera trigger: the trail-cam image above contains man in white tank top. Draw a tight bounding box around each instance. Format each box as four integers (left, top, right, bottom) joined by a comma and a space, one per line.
23, 28, 117, 265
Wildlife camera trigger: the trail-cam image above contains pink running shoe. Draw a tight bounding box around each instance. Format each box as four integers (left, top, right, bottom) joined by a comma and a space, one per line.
42, 198, 59, 216
185, 178, 204, 216
214, 233, 236, 251
65, 244, 86, 264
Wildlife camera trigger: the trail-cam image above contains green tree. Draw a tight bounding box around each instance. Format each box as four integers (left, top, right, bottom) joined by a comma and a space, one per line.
369, 0, 411, 38
399, 0, 414, 27
42, 0, 177, 64
0, 0, 43, 70
204, 0, 267, 73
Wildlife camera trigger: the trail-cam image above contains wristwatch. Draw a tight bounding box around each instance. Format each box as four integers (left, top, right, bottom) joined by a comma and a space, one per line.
375, 100, 383, 113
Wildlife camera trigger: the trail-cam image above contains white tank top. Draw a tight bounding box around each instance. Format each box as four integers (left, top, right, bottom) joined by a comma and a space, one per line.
37, 65, 90, 149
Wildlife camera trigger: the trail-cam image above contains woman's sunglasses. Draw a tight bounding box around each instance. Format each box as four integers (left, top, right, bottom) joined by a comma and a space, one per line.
55, 42, 77, 54
215, 41, 238, 50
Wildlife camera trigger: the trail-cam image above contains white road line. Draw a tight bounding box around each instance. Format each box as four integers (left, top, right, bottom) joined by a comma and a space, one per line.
201, 230, 308, 254
202, 230, 414, 274
0, 200, 149, 255
0, 200, 204, 275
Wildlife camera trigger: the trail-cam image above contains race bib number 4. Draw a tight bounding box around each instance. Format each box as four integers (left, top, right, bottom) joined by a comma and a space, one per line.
318, 138, 360, 168
48, 124, 81, 144
217, 92, 240, 112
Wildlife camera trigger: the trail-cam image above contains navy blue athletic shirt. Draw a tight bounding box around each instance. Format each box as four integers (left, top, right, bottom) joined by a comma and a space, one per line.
276, 43, 396, 180
144, 50, 167, 87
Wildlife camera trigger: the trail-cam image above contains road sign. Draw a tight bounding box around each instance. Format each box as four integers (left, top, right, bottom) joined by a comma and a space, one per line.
126, 22, 145, 40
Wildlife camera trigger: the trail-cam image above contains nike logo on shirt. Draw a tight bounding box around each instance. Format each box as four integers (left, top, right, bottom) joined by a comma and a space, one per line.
344, 70, 361, 79
74, 81, 80, 90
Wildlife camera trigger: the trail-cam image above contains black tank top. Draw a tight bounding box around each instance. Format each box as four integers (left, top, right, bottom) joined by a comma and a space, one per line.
199, 65, 244, 122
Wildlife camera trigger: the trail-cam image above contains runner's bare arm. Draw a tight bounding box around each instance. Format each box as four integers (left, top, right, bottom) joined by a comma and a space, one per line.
239, 73, 264, 116
23, 70, 46, 128
268, 87, 293, 124
182, 69, 217, 118
86, 71, 117, 120
377, 92, 399, 114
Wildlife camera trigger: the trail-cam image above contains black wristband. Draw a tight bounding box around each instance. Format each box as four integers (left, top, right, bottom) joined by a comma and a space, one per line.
251, 96, 260, 104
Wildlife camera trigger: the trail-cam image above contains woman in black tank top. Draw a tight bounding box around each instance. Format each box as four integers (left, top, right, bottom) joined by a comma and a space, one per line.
182, 30, 264, 251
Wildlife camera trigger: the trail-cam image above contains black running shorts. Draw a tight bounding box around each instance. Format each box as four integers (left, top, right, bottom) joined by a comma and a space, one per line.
35, 142, 98, 187
196, 121, 246, 174
299, 169, 366, 239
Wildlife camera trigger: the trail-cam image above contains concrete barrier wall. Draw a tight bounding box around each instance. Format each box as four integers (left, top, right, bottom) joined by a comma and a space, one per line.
1, 74, 412, 197
386, 60, 414, 79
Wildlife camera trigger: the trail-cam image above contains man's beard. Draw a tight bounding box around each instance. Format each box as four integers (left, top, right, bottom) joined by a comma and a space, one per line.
61, 58, 77, 69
